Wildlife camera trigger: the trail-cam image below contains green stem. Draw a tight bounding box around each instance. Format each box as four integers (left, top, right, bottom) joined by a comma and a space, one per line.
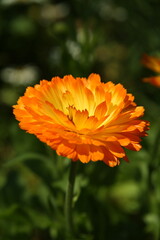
65, 160, 78, 239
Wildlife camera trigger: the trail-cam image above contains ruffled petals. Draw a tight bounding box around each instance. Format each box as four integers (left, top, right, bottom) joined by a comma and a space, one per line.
13, 74, 149, 167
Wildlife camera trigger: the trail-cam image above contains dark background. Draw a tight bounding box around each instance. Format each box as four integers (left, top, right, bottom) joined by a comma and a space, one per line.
0, 0, 160, 239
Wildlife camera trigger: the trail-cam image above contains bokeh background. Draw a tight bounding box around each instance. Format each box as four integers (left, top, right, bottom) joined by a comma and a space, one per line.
0, 0, 160, 239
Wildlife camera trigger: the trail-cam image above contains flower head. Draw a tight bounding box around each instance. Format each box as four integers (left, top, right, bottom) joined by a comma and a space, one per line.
142, 54, 160, 87
13, 74, 149, 167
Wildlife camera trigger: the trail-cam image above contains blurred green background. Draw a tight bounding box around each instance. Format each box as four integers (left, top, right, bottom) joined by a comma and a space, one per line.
0, 0, 160, 239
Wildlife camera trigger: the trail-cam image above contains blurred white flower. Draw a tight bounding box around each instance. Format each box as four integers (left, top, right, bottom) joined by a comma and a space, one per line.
66, 40, 81, 60
99, 2, 127, 22
1, 65, 39, 86
1, 0, 46, 5
40, 3, 69, 21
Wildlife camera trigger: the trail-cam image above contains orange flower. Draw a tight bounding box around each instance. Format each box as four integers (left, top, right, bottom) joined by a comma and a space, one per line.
142, 54, 160, 87
13, 74, 149, 167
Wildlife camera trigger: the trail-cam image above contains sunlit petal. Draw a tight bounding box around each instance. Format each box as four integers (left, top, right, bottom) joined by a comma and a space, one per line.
13, 74, 149, 167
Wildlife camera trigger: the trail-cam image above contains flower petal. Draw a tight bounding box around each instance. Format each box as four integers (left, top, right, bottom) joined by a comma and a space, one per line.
13, 74, 149, 167
142, 54, 160, 73
143, 76, 160, 87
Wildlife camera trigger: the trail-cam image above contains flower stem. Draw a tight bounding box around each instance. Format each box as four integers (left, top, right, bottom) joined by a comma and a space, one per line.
65, 160, 78, 239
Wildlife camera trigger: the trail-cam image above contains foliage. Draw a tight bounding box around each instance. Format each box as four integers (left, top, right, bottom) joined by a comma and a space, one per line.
0, 0, 160, 239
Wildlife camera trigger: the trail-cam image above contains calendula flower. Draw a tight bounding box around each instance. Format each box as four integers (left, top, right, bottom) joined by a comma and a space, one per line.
13, 74, 149, 167
142, 53, 160, 87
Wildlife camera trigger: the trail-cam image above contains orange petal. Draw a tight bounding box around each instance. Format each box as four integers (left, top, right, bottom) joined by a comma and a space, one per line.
143, 76, 160, 87
87, 73, 101, 91
142, 54, 160, 73
94, 101, 107, 119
